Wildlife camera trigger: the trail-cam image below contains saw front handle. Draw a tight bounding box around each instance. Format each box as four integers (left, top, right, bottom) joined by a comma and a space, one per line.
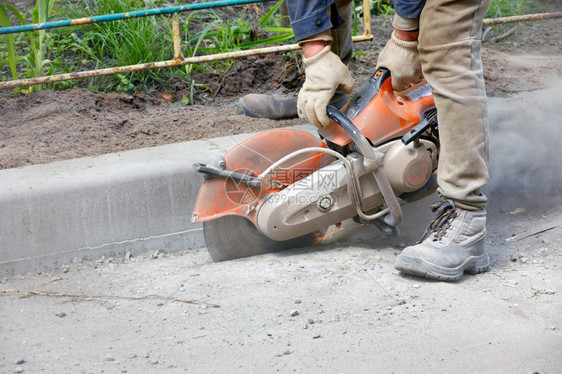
326, 105, 403, 227
193, 163, 261, 188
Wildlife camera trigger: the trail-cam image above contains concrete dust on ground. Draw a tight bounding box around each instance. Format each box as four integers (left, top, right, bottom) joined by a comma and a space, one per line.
1, 193, 561, 373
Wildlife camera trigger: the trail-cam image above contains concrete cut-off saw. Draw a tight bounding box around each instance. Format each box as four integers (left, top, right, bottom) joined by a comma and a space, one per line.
192, 68, 439, 261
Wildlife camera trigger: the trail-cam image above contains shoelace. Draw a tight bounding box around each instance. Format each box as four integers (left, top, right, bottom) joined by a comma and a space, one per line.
418, 199, 458, 243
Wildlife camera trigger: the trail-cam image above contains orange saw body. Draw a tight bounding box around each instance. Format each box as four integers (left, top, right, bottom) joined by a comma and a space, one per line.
192, 69, 440, 261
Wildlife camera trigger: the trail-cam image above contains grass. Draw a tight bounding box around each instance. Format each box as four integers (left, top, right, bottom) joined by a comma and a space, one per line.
59, 0, 179, 92
0, 0, 534, 96
484, 0, 529, 41
487, 0, 528, 18
0, 0, 58, 92
0, 0, 294, 97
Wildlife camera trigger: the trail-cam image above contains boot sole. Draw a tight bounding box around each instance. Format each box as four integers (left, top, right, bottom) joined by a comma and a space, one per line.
394, 253, 490, 282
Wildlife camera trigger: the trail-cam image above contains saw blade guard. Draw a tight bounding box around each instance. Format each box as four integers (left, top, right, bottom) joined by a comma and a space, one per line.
192, 129, 336, 224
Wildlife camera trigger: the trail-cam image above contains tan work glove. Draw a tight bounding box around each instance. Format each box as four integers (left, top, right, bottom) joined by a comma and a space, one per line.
298, 45, 354, 127
376, 31, 423, 92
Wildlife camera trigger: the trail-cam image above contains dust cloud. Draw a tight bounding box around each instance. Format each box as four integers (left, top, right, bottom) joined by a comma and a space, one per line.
485, 80, 562, 202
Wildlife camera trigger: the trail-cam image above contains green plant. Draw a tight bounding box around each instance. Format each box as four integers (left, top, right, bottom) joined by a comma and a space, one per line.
354, 0, 394, 29
177, 3, 293, 104
487, 0, 528, 18
1, 0, 300, 96
0, 4, 21, 80
0, 0, 58, 91
63, 0, 177, 91
483, 0, 528, 41
370, 0, 395, 17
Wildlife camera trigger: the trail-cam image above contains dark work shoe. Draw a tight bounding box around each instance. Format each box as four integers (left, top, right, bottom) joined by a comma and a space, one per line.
394, 199, 490, 281
237, 92, 299, 120
237, 91, 349, 120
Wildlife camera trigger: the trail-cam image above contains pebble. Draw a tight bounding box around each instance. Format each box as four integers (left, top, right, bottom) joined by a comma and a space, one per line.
128, 353, 137, 359
55, 312, 67, 318
290, 310, 299, 317
274, 352, 283, 357
15, 357, 25, 365
15, 367, 24, 373
151, 359, 159, 365
144, 352, 150, 358
125, 251, 132, 260
544, 290, 556, 295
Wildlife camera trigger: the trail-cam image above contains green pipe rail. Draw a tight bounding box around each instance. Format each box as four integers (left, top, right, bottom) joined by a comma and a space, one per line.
0, 0, 274, 35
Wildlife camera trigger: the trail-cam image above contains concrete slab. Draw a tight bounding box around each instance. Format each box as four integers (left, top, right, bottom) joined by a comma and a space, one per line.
0, 125, 317, 277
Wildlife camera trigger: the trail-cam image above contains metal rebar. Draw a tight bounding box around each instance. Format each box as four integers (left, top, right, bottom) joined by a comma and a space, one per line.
0, 35, 373, 90
483, 11, 562, 27
172, 14, 181, 60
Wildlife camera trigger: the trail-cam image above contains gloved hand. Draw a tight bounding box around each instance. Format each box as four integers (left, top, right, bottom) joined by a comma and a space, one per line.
376, 31, 423, 92
298, 45, 354, 127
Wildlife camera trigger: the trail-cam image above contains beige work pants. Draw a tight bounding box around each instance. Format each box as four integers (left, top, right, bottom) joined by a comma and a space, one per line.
332, 0, 354, 64
333, 0, 491, 210
419, 0, 491, 210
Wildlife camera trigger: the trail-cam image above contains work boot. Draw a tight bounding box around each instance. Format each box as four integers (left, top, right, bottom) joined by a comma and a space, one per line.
237, 90, 349, 120
394, 199, 490, 281
237, 92, 299, 120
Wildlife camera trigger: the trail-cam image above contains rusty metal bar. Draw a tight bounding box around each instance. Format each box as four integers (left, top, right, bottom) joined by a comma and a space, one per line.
0, 0, 373, 90
363, 0, 372, 38
483, 11, 562, 27
172, 14, 181, 60
0, 38, 375, 90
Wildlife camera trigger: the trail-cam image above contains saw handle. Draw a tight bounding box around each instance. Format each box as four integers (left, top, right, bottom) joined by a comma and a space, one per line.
193, 163, 261, 188
326, 105, 403, 227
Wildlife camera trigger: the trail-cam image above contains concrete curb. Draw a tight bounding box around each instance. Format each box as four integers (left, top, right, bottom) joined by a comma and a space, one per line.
0, 125, 316, 277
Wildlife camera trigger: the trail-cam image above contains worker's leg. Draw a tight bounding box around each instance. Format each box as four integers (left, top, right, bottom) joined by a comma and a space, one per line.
395, 0, 492, 281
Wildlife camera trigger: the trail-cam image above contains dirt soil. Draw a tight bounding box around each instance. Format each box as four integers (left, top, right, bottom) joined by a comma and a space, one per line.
1, 9, 561, 169
1, 5, 562, 374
